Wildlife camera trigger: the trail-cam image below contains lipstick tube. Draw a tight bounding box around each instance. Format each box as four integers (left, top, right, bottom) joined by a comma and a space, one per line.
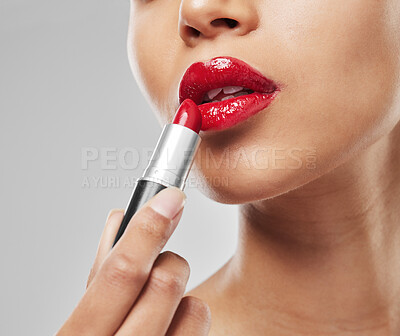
112, 99, 202, 247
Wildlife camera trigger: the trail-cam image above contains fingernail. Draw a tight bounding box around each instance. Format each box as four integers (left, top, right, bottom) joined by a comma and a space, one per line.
149, 187, 186, 219
106, 209, 124, 222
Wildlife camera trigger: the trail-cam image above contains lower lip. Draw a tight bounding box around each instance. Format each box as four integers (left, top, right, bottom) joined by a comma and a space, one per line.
199, 91, 279, 131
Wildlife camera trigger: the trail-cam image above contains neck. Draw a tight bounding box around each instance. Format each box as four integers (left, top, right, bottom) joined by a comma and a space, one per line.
229, 128, 400, 334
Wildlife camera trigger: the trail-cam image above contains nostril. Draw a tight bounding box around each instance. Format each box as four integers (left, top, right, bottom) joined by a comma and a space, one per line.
210, 18, 239, 29
182, 18, 240, 42
185, 26, 201, 38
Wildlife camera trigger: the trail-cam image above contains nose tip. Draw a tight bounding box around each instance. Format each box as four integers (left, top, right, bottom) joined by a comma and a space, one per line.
178, 0, 259, 46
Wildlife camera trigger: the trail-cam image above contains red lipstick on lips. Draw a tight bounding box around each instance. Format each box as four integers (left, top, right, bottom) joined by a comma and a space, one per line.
113, 99, 202, 246
179, 56, 279, 131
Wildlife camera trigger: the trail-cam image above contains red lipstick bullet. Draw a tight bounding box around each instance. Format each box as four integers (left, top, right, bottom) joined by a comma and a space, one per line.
173, 99, 202, 134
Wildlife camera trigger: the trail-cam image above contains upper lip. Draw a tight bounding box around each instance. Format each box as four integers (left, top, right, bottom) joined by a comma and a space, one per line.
179, 56, 278, 105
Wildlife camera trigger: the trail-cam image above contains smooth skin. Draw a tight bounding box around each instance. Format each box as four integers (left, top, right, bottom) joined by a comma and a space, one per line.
60, 0, 400, 334
127, 0, 400, 335
57, 187, 211, 335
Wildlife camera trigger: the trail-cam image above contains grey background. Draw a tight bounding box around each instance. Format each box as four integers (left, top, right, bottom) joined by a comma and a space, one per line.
0, 1, 238, 335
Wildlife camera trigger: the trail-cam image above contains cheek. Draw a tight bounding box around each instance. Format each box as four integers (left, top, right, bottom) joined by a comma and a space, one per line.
261, 0, 400, 172
270, 0, 400, 135
128, 4, 181, 121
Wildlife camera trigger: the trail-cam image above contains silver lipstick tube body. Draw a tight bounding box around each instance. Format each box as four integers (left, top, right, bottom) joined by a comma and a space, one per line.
141, 123, 201, 189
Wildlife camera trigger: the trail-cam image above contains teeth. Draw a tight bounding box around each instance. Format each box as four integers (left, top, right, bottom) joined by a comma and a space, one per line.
221, 95, 235, 101
222, 86, 243, 94
202, 86, 252, 104
206, 88, 223, 100
234, 92, 248, 97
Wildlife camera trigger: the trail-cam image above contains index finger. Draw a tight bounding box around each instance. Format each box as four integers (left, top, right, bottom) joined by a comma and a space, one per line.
58, 187, 186, 336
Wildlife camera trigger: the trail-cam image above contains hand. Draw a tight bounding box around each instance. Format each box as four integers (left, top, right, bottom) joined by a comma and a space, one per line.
57, 187, 211, 336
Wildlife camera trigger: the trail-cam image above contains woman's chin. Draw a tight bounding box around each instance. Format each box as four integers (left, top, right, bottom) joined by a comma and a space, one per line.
191, 162, 325, 204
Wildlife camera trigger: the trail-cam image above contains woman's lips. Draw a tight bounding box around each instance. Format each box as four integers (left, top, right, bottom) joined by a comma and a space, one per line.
179, 56, 280, 131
